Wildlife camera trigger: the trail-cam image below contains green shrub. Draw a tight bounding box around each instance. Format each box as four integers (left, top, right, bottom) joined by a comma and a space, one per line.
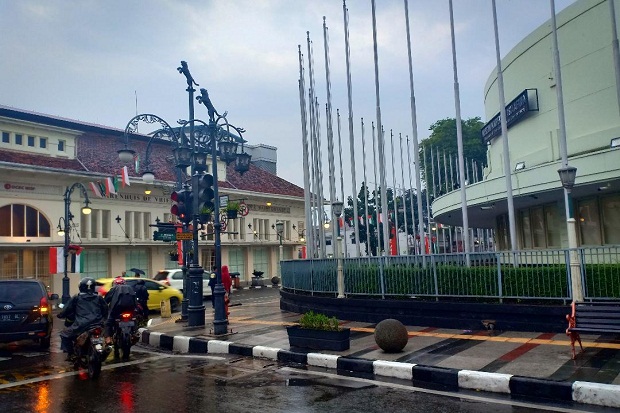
298, 311, 341, 331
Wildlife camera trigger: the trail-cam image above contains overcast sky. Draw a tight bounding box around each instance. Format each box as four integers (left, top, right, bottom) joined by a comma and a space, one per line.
0, 0, 576, 194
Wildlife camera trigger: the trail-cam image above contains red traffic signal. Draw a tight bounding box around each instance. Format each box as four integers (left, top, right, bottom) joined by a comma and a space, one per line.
171, 189, 193, 223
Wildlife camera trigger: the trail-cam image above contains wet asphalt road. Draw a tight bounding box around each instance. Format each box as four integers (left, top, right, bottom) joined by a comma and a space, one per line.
0, 289, 606, 413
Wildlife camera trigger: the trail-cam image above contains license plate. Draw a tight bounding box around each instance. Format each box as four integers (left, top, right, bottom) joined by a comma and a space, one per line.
118, 321, 135, 327
0, 314, 22, 322
91, 337, 104, 345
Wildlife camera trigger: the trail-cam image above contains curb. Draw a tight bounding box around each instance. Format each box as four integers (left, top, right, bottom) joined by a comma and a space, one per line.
138, 328, 620, 409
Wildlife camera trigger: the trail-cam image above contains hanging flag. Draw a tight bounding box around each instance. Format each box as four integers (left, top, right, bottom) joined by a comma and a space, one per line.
359, 216, 364, 225
49, 246, 83, 273
121, 166, 130, 187
89, 182, 103, 198
378, 213, 383, 224
112, 176, 120, 193
106, 177, 116, 195
98, 181, 107, 197
134, 154, 140, 173
49, 247, 64, 273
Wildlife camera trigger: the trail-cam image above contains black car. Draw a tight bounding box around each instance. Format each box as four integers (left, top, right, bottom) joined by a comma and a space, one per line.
0, 279, 58, 349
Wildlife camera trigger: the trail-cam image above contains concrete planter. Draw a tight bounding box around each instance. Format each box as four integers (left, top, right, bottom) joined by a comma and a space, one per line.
286, 325, 350, 351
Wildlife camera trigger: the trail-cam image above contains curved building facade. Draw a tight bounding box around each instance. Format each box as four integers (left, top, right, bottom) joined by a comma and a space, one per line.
433, 0, 620, 250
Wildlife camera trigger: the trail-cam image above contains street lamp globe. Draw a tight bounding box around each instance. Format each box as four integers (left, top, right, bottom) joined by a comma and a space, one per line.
235, 152, 251, 175
142, 171, 155, 185
81, 203, 92, 215
117, 147, 136, 164
558, 166, 577, 190
275, 220, 284, 236
332, 200, 344, 217
218, 140, 238, 165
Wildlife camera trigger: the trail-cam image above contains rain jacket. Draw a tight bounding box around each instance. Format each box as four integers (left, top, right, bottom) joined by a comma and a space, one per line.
105, 284, 136, 315
133, 280, 149, 304
58, 292, 108, 339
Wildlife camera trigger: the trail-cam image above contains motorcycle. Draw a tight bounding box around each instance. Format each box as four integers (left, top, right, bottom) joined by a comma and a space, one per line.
73, 324, 111, 379
112, 310, 140, 360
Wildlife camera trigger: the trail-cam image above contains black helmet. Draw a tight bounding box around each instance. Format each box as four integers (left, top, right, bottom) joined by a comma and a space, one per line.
79, 277, 96, 294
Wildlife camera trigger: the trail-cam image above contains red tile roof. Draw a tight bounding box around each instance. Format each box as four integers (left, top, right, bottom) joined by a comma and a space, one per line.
0, 106, 304, 198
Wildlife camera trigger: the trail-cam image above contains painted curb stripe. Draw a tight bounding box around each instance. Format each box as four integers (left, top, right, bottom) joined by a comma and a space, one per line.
337, 357, 374, 374
140, 330, 150, 344
412, 365, 459, 390
172, 336, 191, 353
148, 332, 162, 348
573, 380, 620, 408
307, 353, 339, 369
458, 370, 512, 394
373, 360, 415, 380
188, 337, 208, 353
159, 334, 174, 351
278, 350, 308, 364
207, 340, 230, 354
253, 346, 280, 360
509, 376, 573, 401
229, 343, 253, 357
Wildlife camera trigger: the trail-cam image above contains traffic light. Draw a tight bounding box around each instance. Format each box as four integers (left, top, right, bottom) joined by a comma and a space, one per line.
171, 189, 193, 224
198, 173, 214, 223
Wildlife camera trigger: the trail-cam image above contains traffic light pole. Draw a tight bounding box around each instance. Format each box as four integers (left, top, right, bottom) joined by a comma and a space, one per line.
210, 119, 228, 335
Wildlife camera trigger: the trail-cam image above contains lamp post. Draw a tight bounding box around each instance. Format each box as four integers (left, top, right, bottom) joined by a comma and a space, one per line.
558, 166, 583, 302
60, 183, 92, 304
118, 61, 251, 330
274, 220, 284, 278
332, 200, 344, 298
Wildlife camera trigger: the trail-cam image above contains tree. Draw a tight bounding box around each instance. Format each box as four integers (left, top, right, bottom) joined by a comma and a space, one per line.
420, 117, 486, 198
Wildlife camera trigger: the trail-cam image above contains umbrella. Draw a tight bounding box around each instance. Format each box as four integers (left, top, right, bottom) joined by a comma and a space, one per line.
129, 268, 145, 276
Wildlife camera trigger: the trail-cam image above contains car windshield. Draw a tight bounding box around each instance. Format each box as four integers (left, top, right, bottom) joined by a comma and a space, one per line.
0, 282, 42, 304
153, 271, 169, 281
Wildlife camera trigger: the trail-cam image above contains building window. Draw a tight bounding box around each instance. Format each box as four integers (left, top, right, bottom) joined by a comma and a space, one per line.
252, 247, 269, 275
229, 248, 246, 281
133, 212, 142, 239
15, 134, 22, 145
58, 140, 65, 152
1, 249, 50, 284
601, 194, 620, 245
0, 204, 51, 237
81, 249, 109, 279
101, 210, 110, 239
578, 198, 602, 245
125, 249, 149, 275
39, 137, 47, 149
27, 136, 35, 147
142, 212, 151, 240
2, 132, 9, 143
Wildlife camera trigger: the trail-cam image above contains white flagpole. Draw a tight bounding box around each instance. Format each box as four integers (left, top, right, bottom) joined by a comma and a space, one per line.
297, 46, 312, 257
336, 109, 348, 257
361, 118, 371, 256
390, 130, 399, 255
399, 133, 409, 255
306, 33, 318, 258
371, 0, 390, 255
423, 145, 432, 253
323, 17, 338, 258
372, 122, 381, 256
436, 146, 443, 195
448, 0, 470, 255
406, 136, 418, 254
343, 1, 362, 256
314, 97, 327, 256
430, 146, 437, 198
403, 0, 425, 255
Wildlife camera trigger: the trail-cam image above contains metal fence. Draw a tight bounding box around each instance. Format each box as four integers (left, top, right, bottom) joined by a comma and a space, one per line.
280, 246, 620, 302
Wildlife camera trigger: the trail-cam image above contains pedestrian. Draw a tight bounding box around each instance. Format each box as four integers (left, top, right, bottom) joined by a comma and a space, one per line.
132, 274, 149, 321
221, 265, 232, 316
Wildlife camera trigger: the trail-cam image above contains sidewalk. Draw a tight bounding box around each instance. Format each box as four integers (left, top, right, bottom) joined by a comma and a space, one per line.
139, 291, 620, 409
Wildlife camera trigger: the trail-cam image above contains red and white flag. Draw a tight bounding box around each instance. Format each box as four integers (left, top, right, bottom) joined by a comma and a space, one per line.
89, 182, 103, 198
49, 247, 82, 273
105, 177, 116, 195
121, 166, 130, 188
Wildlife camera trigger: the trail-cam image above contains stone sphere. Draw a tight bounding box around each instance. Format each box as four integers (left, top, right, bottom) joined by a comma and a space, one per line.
271, 276, 280, 285
374, 318, 408, 353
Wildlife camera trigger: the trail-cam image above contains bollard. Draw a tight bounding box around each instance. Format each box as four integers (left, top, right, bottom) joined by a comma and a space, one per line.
160, 299, 172, 318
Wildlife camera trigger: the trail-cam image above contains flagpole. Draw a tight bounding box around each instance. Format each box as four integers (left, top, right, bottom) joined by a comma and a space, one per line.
406, 136, 418, 254
399, 133, 409, 255
423, 145, 432, 253
361, 118, 372, 256
323, 17, 339, 259
372, 122, 380, 256
298, 46, 312, 258
343, 0, 362, 256
403, 0, 426, 256
336, 109, 348, 257
314, 96, 327, 257
371, 0, 390, 255
449, 0, 470, 255
306, 33, 318, 258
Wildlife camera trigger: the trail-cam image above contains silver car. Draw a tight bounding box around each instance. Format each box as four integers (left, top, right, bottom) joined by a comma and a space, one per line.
152, 269, 212, 298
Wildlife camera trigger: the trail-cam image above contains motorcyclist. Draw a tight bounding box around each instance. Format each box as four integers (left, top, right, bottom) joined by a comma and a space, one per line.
132, 275, 149, 320
104, 277, 137, 343
58, 277, 108, 360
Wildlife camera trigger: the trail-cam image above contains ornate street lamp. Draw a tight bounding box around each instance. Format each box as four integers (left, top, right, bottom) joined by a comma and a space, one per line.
60, 182, 92, 304
558, 165, 583, 302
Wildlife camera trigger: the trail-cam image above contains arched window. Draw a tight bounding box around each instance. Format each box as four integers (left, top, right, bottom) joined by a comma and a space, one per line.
0, 204, 51, 237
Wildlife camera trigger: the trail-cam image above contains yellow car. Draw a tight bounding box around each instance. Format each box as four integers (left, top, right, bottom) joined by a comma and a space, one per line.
95, 277, 182, 312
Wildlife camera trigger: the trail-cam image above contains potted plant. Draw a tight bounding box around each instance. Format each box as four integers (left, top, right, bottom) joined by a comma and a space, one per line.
168, 250, 179, 261
199, 206, 213, 224
286, 311, 351, 351
226, 201, 240, 219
